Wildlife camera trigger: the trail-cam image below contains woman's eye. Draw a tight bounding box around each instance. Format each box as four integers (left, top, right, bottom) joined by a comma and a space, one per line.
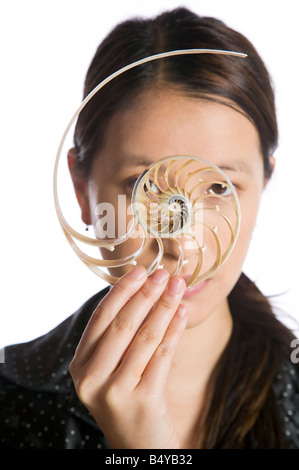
207, 183, 233, 197
144, 179, 161, 194
127, 177, 161, 195
127, 178, 139, 192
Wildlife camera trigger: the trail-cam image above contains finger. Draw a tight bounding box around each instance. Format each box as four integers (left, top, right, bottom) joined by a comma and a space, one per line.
112, 276, 186, 389
82, 269, 172, 381
140, 304, 188, 392
72, 265, 148, 364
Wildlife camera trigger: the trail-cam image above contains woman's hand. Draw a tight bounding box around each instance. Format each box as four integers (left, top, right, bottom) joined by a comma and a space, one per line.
69, 265, 188, 449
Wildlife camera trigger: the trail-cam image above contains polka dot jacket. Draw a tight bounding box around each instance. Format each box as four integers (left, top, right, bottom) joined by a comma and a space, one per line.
0, 288, 299, 449
0, 289, 111, 449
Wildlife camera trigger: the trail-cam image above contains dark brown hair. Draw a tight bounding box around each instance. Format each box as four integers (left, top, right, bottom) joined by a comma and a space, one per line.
74, 7, 277, 179
201, 273, 294, 448
73, 8, 296, 448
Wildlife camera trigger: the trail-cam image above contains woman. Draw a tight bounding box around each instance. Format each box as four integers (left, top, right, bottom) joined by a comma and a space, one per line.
1, 7, 298, 449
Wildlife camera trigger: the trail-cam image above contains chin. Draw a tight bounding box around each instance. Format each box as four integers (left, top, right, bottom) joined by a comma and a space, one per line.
182, 274, 234, 329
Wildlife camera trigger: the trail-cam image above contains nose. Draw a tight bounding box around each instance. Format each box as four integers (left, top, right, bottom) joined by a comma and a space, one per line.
161, 235, 201, 273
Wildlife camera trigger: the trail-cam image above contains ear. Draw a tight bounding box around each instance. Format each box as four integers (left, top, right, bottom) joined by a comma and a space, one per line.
67, 148, 92, 225
264, 155, 276, 187
269, 155, 276, 174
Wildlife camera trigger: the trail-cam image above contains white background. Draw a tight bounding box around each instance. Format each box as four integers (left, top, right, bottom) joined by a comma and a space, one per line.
1, 0, 298, 348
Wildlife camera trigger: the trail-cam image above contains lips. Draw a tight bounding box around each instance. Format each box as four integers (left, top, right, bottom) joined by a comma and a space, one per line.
181, 276, 210, 299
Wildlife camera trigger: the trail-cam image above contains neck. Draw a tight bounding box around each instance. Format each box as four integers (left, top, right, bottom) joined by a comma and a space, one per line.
167, 298, 233, 395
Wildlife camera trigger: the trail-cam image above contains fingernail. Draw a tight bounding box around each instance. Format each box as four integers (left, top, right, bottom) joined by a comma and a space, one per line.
177, 304, 188, 318
130, 266, 147, 280
168, 277, 185, 295
151, 269, 169, 285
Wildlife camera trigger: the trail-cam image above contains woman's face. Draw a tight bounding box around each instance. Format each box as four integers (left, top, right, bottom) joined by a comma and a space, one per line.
73, 88, 270, 327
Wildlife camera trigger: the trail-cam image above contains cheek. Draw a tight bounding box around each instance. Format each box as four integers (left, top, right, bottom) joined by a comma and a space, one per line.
231, 227, 253, 270
223, 193, 261, 276
238, 188, 262, 241
89, 182, 131, 237
100, 236, 161, 279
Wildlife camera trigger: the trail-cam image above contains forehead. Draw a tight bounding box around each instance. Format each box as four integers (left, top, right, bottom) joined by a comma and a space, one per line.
94, 88, 263, 175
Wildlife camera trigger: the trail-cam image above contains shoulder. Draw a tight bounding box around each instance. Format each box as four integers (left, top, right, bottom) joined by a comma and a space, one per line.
273, 358, 299, 448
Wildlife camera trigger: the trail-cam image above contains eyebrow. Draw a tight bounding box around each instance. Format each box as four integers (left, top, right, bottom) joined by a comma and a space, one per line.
218, 160, 252, 175
118, 155, 252, 175
117, 155, 154, 170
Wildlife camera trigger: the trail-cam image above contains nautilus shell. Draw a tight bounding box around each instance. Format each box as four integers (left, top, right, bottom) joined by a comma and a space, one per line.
53, 48, 244, 286
131, 155, 240, 286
